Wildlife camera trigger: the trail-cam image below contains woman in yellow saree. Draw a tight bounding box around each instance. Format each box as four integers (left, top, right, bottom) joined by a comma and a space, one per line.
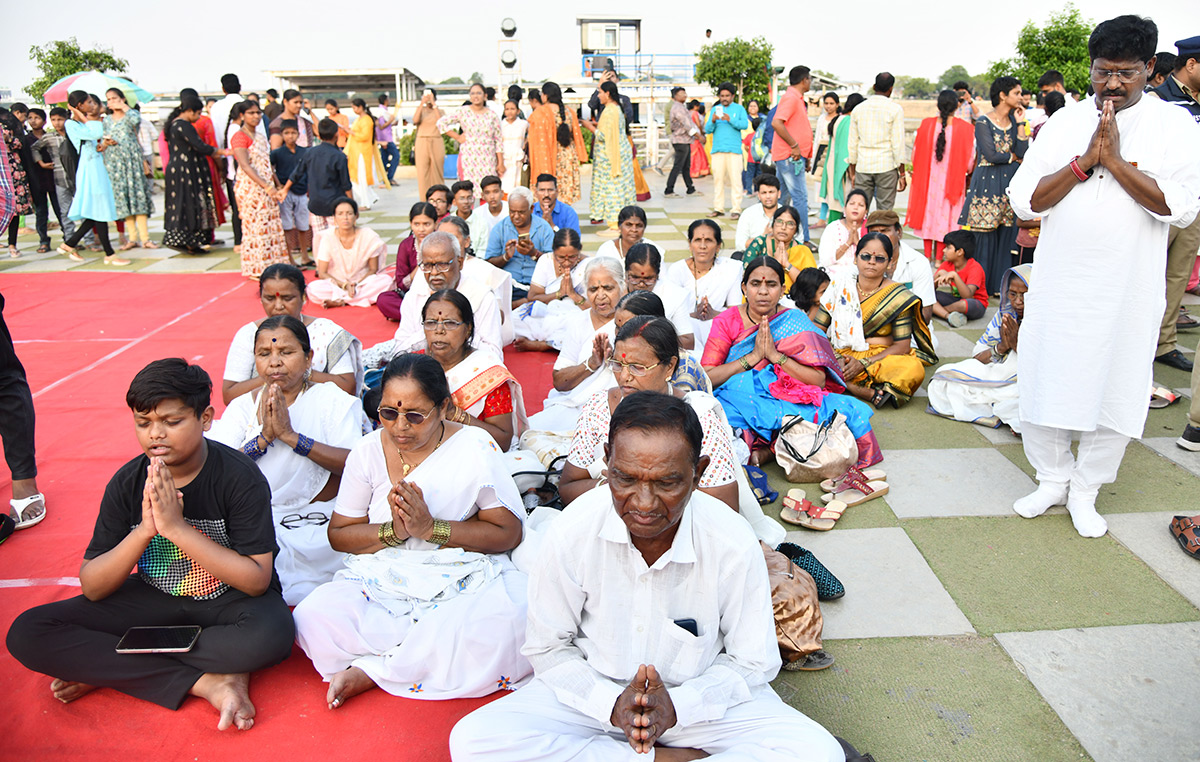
815, 232, 937, 408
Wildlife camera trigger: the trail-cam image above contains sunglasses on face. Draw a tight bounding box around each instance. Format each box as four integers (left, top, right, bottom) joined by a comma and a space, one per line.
858, 252, 888, 263
607, 358, 661, 377
376, 404, 440, 425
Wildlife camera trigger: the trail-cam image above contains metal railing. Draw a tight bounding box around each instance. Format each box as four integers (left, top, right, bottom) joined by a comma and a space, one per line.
580, 53, 697, 81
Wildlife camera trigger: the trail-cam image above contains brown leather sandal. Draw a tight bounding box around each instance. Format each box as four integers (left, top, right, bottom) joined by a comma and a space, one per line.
1170, 515, 1200, 559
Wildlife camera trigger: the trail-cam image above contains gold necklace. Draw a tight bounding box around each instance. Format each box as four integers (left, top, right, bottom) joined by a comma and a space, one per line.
395, 422, 445, 476
857, 280, 883, 300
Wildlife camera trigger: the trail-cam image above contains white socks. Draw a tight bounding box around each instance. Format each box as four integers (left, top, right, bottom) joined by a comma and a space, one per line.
1013, 483, 1068, 519
1067, 495, 1108, 538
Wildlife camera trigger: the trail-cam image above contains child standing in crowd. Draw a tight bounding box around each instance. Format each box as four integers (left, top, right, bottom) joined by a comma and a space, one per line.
25, 108, 66, 253
276, 118, 352, 236
270, 120, 313, 267
32, 107, 77, 247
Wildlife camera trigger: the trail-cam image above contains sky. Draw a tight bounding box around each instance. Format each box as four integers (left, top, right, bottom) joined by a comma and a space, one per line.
4, 1, 1195, 98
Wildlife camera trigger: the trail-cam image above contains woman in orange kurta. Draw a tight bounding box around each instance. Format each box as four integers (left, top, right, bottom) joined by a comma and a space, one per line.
527, 82, 587, 204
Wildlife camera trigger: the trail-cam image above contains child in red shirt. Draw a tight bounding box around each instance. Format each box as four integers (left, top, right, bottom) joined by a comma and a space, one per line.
933, 229, 988, 327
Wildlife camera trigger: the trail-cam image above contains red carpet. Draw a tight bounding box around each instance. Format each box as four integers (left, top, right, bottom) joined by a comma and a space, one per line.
0, 272, 557, 758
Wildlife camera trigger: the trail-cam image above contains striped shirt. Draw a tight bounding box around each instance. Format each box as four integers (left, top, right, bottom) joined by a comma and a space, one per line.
0, 138, 15, 233
847, 94, 907, 173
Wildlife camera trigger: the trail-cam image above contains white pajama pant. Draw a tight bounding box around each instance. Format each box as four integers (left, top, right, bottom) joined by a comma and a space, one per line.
449, 679, 845, 762
1020, 422, 1130, 501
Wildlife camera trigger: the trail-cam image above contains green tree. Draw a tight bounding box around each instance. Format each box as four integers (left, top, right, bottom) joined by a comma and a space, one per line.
467, 72, 484, 85
694, 36, 775, 105
439, 76, 465, 85
937, 65, 971, 89
26, 37, 129, 102
986, 4, 1092, 94
896, 76, 936, 99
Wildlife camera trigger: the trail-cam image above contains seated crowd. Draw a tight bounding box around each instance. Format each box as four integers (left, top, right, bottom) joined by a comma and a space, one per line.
9, 180, 1010, 761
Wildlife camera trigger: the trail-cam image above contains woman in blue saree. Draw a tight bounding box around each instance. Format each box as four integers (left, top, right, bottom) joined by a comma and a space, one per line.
701, 256, 882, 473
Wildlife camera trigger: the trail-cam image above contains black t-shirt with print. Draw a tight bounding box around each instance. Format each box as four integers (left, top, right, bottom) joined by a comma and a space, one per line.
85, 440, 280, 598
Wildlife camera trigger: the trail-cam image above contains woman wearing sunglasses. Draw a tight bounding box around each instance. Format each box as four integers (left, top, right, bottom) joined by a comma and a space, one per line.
207, 315, 365, 605
420, 289, 528, 449
294, 353, 529, 709
815, 233, 938, 409
702, 257, 882, 489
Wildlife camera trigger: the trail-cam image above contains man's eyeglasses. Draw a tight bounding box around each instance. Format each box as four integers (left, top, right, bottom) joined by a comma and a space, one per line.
858, 252, 888, 264
377, 404, 440, 425
607, 358, 661, 377
422, 319, 464, 332
280, 512, 329, 529
1090, 65, 1146, 84
419, 261, 454, 273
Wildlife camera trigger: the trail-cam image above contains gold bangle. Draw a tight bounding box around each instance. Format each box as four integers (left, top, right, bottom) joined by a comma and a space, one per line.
378, 520, 401, 548
738, 356, 751, 371
776, 354, 787, 365
428, 518, 452, 547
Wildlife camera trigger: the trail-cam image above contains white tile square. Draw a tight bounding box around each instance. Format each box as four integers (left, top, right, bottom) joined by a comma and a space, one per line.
996, 622, 1200, 762
1141, 437, 1200, 478
880, 448, 1037, 518
783, 527, 975, 639
1107, 511, 1200, 609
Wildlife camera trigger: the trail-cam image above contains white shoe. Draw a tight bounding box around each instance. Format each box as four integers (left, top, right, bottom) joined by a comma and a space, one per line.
1013, 483, 1067, 519
1066, 497, 1107, 538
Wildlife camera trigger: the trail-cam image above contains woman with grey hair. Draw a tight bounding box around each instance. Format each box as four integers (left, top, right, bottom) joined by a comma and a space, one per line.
526, 255, 626, 432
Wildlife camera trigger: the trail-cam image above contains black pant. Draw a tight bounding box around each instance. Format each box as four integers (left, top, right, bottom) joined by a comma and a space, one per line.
225, 178, 242, 246
31, 183, 63, 246
65, 219, 114, 256
7, 576, 294, 710
665, 143, 694, 194
5, 216, 17, 247
0, 293, 36, 481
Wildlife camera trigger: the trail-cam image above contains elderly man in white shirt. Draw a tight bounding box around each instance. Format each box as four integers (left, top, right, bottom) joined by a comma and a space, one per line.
384, 232, 504, 360
451, 392, 844, 762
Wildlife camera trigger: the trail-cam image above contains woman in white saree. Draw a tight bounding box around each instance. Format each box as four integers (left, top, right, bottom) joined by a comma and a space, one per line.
208, 315, 365, 605
525, 256, 625, 433
293, 353, 529, 709
927, 264, 1030, 431
420, 289, 528, 449
221, 262, 361, 404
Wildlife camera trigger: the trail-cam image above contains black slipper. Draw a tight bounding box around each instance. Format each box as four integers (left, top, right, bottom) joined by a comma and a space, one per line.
0, 514, 14, 545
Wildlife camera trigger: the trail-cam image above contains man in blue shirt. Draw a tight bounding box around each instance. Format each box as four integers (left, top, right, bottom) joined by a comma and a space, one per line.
534, 174, 581, 235
484, 186, 554, 301
704, 82, 749, 219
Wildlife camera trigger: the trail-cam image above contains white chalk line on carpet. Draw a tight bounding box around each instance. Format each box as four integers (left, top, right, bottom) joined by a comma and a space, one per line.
0, 577, 81, 588
15, 338, 137, 344
31, 281, 248, 400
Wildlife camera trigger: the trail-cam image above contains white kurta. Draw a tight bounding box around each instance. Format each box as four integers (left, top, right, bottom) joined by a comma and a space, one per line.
664, 257, 744, 348
207, 382, 366, 604
1007, 95, 1200, 438
392, 275, 504, 359
526, 309, 616, 433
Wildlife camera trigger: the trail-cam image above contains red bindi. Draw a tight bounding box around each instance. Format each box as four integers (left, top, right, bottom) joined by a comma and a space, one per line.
274, 292, 282, 299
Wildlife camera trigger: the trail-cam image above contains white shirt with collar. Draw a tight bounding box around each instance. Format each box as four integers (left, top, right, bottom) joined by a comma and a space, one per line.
735, 202, 776, 250
210, 92, 268, 176
523, 485, 779, 729
892, 240, 936, 306
392, 274, 504, 358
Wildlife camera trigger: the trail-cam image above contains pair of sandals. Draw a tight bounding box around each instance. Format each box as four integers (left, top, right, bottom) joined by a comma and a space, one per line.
0, 494, 47, 545
779, 467, 889, 531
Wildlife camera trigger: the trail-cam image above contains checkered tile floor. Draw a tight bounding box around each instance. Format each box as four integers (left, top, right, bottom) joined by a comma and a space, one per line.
7, 167, 1200, 761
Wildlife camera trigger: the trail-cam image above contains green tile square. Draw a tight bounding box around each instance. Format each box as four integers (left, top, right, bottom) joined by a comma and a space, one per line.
905, 516, 1200, 635
996, 440, 1200, 514
872, 395, 990, 451
773, 635, 1088, 762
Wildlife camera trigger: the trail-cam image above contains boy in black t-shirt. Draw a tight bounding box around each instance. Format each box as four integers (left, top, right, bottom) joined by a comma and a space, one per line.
6, 359, 293, 731
275, 118, 351, 236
